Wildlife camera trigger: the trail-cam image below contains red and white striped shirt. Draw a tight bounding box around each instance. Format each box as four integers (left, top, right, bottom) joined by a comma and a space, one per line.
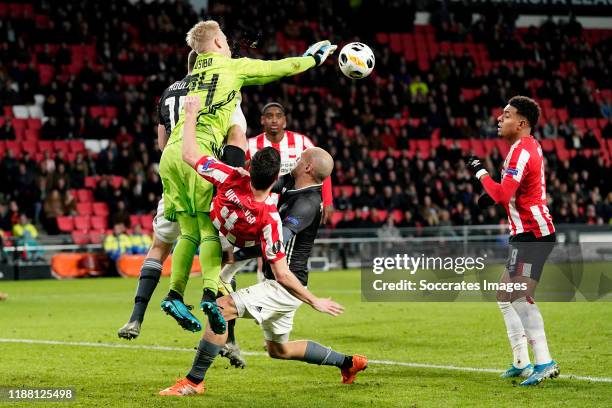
193, 155, 285, 263
246, 131, 333, 206
482, 136, 555, 237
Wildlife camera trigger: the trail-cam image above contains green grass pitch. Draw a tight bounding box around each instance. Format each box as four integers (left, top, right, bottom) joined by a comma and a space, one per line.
0, 270, 610, 407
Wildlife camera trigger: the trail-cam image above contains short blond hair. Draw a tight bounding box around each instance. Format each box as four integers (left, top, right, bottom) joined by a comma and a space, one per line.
186, 20, 221, 53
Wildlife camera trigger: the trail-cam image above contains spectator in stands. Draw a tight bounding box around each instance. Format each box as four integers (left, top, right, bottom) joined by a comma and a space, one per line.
103, 222, 131, 262
12, 214, 43, 261
110, 200, 131, 228
377, 217, 401, 247
409, 75, 429, 97
41, 116, 61, 139
335, 212, 357, 229
5, 201, 20, 228
0, 120, 15, 140
334, 188, 351, 211
42, 189, 65, 234
93, 177, 113, 203
63, 190, 77, 216
129, 224, 152, 255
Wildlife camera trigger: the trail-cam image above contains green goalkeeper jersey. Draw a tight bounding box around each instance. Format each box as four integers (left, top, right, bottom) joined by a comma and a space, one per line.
166, 53, 316, 148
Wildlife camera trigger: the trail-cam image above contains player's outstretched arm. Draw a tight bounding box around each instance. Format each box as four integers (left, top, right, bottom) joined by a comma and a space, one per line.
181, 95, 202, 168
270, 259, 344, 317
239, 41, 337, 87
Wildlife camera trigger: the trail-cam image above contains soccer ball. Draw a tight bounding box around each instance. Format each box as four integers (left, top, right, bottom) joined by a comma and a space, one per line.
338, 42, 375, 79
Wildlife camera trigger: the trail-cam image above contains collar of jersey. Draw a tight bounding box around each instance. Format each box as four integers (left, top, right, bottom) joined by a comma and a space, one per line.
286, 183, 323, 193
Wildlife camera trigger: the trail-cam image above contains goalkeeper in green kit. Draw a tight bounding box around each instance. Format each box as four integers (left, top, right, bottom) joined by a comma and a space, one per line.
159, 20, 337, 335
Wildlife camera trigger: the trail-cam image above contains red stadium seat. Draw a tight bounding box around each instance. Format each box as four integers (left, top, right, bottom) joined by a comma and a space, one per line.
77, 202, 93, 216
140, 214, 153, 229
12, 118, 26, 130
21, 141, 37, 155
392, 209, 404, 224
130, 215, 140, 228
27, 118, 42, 130
89, 230, 105, 244
104, 106, 118, 118
92, 202, 109, 217
586, 118, 599, 129
84, 176, 98, 189
69, 140, 85, 153
541, 139, 555, 152
90, 216, 108, 230
77, 189, 94, 203
110, 176, 123, 189
5, 140, 20, 154
24, 128, 40, 140
38, 140, 53, 152
572, 118, 586, 130
73, 215, 91, 231
71, 231, 90, 245
89, 106, 105, 118
330, 212, 343, 227
56, 216, 74, 233
53, 141, 69, 152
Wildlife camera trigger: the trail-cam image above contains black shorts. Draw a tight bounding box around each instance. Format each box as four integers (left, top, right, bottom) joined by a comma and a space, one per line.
506, 232, 556, 282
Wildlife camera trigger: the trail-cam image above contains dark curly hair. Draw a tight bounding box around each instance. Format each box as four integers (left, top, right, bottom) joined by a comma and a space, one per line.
250, 147, 280, 190
508, 95, 541, 129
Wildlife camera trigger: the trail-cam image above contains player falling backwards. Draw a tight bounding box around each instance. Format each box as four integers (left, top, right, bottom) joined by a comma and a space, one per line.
242, 102, 335, 281
466, 96, 559, 386
158, 20, 337, 335
159, 96, 365, 396
117, 49, 248, 366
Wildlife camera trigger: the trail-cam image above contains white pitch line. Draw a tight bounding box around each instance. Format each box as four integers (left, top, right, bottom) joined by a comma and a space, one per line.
1, 338, 610, 384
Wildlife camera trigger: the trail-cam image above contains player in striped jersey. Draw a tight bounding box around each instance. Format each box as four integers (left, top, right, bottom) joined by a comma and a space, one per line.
466, 96, 559, 386
246, 102, 333, 220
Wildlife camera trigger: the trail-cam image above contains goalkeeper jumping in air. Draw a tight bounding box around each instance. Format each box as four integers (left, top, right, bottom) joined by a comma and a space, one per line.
159, 20, 337, 334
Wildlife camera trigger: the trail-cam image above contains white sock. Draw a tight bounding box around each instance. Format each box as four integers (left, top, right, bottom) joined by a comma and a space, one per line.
219, 259, 249, 284
512, 296, 552, 366
498, 301, 530, 368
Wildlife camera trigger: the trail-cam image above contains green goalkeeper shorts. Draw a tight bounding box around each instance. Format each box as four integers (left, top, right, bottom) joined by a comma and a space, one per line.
159, 137, 222, 222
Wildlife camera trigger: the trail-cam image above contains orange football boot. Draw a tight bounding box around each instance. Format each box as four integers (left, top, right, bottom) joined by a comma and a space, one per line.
159, 377, 205, 396
341, 355, 368, 384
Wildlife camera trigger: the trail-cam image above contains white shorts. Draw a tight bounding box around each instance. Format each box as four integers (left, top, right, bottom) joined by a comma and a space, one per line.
230, 279, 302, 343
153, 196, 180, 244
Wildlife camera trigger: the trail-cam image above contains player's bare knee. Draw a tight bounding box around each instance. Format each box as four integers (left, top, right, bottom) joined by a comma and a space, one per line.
216, 295, 237, 320
266, 343, 289, 360
496, 290, 511, 302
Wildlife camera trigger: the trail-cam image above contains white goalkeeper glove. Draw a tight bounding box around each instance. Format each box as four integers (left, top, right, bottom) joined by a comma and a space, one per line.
303, 40, 338, 66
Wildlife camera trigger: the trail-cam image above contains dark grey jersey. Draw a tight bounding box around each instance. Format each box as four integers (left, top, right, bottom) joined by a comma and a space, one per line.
157, 76, 190, 135
263, 175, 323, 286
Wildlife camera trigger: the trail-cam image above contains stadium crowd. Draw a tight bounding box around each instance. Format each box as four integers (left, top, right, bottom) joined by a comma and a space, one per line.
1, 0, 611, 239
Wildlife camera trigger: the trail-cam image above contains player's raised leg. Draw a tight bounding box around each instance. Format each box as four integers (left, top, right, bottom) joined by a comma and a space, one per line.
196, 211, 226, 335
160, 210, 202, 332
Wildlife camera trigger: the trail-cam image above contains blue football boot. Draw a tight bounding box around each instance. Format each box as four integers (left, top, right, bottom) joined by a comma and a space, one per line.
520, 361, 560, 386
161, 298, 202, 332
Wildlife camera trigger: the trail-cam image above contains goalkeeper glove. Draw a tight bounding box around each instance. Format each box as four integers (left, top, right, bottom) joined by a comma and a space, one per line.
477, 193, 496, 209
465, 155, 489, 179
303, 40, 338, 66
